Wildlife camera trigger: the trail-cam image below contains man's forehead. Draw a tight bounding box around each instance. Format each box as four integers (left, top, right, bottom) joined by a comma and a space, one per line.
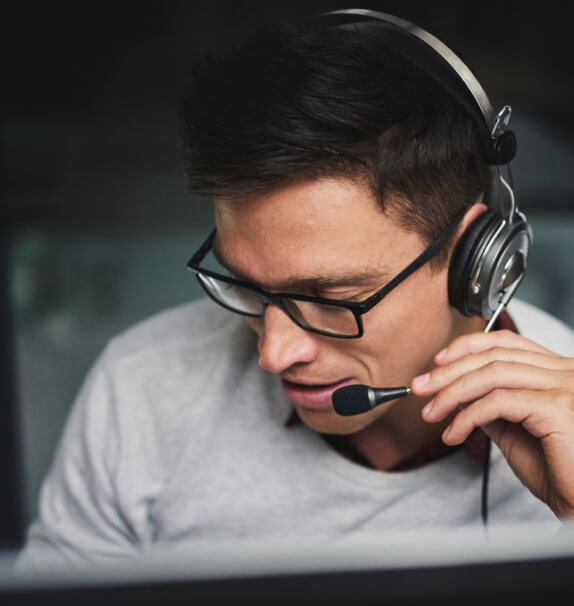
212, 231, 393, 292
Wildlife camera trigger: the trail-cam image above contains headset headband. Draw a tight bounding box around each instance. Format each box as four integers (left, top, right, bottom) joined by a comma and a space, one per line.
320, 9, 517, 166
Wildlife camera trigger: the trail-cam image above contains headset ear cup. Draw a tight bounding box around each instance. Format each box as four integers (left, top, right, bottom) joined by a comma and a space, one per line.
448, 210, 500, 317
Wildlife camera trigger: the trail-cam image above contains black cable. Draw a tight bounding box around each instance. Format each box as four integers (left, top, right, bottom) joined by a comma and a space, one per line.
481, 437, 492, 526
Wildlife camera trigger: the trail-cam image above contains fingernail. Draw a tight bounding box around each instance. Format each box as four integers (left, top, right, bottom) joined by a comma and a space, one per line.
435, 348, 447, 361
442, 425, 452, 442
412, 373, 430, 389
422, 399, 434, 417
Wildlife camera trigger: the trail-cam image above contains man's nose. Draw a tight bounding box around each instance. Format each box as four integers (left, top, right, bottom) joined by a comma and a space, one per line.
257, 304, 318, 374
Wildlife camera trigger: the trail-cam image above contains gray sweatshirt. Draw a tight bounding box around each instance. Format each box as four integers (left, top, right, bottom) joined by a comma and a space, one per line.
17, 298, 574, 570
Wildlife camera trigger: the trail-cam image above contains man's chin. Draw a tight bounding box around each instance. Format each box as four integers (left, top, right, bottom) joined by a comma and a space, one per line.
294, 404, 373, 436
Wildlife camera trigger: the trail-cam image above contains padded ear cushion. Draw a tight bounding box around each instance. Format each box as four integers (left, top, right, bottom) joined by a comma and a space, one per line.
448, 209, 500, 316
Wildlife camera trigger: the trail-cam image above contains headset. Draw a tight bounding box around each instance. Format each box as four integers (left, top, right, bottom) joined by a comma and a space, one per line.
319, 8, 531, 330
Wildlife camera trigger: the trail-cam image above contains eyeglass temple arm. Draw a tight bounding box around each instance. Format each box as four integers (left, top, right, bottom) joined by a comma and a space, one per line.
361, 207, 466, 312
188, 229, 217, 268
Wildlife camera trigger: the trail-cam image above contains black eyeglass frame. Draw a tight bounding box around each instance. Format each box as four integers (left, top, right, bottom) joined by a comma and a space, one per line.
187, 209, 465, 339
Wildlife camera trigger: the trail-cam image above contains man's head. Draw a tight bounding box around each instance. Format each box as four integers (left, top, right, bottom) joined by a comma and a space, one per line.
181, 16, 491, 435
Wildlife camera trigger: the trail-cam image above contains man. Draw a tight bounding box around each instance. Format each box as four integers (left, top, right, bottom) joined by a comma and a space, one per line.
19, 11, 574, 568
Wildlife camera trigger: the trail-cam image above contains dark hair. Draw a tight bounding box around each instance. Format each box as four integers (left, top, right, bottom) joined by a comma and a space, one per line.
180, 21, 492, 265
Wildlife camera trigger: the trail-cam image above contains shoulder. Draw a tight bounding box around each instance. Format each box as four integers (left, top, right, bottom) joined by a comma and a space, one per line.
90, 298, 260, 414
105, 297, 254, 363
68, 298, 266, 472
507, 298, 574, 356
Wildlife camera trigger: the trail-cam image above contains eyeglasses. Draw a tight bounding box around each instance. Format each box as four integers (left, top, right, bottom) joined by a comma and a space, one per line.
187, 210, 464, 338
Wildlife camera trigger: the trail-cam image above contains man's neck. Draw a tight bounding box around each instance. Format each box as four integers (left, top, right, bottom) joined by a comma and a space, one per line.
344, 394, 449, 471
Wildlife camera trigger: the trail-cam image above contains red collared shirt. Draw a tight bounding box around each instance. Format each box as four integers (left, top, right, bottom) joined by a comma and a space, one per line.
286, 310, 518, 471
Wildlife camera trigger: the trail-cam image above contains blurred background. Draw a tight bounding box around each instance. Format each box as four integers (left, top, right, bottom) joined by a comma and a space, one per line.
2, 0, 574, 548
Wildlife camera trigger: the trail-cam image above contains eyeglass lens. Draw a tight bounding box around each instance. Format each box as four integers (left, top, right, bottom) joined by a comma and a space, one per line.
197, 274, 359, 336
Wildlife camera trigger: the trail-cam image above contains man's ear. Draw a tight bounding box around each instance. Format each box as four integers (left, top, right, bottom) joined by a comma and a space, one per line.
440, 203, 488, 269
456, 202, 489, 237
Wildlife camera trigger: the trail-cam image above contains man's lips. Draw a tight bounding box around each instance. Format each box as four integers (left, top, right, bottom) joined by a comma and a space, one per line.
281, 378, 354, 410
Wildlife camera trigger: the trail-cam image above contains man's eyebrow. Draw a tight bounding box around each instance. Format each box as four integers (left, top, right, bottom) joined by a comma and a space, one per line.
212, 241, 390, 292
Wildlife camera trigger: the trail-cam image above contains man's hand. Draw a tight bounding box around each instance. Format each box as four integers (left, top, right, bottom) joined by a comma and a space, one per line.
411, 329, 574, 519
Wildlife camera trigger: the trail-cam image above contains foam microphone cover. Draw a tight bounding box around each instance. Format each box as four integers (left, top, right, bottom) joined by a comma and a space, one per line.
332, 384, 372, 416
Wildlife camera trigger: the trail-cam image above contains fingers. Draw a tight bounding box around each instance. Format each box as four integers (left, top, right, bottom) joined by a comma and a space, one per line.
412, 346, 572, 401
410, 333, 574, 447
409, 328, 574, 437
438, 387, 565, 445
433, 329, 553, 365
418, 359, 569, 421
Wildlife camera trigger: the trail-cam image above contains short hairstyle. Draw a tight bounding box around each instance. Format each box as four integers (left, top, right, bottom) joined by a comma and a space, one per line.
180, 20, 492, 265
